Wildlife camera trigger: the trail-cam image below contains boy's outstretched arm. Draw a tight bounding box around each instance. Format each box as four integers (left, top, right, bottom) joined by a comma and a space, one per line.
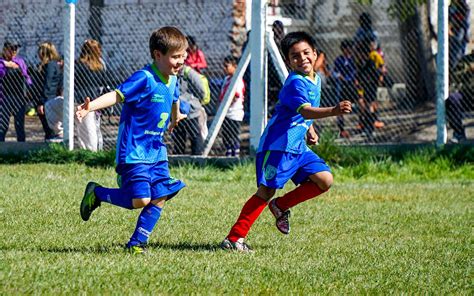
168, 99, 187, 133
76, 91, 121, 123
299, 100, 352, 120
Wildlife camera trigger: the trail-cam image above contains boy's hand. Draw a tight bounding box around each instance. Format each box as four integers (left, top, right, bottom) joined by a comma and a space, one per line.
76, 97, 91, 123
168, 112, 187, 133
306, 128, 319, 145
333, 100, 352, 115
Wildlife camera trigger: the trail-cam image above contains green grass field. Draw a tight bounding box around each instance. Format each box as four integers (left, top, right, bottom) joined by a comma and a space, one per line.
1, 158, 473, 294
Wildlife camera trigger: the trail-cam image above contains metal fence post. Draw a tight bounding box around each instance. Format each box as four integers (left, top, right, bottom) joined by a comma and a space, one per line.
63, 0, 76, 150
436, 0, 448, 146
249, 0, 267, 154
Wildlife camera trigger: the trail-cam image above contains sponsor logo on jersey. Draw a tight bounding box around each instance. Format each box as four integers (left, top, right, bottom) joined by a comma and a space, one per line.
151, 94, 165, 103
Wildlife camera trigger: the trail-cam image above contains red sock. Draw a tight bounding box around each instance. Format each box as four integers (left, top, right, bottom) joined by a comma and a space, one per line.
227, 195, 268, 242
275, 181, 327, 211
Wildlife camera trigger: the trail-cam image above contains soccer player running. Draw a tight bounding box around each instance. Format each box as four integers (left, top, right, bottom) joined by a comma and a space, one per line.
221, 31, 352, 252
76, 27, 188, 254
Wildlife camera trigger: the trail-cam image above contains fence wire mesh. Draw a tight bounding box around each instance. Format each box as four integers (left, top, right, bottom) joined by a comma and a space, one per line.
0, 0, 472, 156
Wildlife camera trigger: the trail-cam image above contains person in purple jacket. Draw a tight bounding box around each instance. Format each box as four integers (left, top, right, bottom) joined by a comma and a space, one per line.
0, 41, 32, 142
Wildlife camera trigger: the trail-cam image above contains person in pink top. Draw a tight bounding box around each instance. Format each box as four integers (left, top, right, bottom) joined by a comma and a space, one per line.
185, 36, 207, 73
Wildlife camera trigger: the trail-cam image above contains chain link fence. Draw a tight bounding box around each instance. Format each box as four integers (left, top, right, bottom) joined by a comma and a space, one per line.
0, 0, 472, 156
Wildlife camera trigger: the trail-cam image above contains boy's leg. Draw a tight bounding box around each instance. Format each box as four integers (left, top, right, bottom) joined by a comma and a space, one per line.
273, 173, 330, 212
223, 151, 294, 250
80, 182, 144, 221
230, 119, 242, 156
226, 186, 274, 242
127, 197, 166, 252
188, 117, 204, 155
221, 118, 233, 156
269, 151, 332, 234
80, 164, 151, 221
126, 161, 185, 252
14, 104, 26, 142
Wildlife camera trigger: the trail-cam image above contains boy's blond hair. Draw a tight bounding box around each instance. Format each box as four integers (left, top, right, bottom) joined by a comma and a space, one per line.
149, 26, 188, 58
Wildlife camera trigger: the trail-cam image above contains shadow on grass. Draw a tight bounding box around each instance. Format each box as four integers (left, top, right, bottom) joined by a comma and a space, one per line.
2, 241, 220, 254
148, 241, 219, 252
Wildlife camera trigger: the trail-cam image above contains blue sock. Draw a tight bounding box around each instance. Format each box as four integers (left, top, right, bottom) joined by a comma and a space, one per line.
95, 187, 133, 209
128, 203, 163, 246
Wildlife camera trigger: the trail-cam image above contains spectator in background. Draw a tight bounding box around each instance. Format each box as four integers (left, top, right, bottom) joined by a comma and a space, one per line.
333, 39, 357, 138
447, 49, 474, 143
44, 87, 64, 139
172, 64, 208, 155
219, 56, 245, 157
354, 12, 379, 51
185, 36, 207, 73
355, 41, 383, 137
35, 41, 63, 141
0, 41, 32, 142
74, 39, 106, 151
272, 20, 285, 46
449, 0, 470, 56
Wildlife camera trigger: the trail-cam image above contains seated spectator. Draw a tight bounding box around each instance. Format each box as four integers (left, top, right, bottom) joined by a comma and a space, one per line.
219, 56, 245, 157
0, 41, 32, 142
44, 88, 64, 141
35, 41, 63, 141
333, 39, 358, 138
185, 36, 207, 73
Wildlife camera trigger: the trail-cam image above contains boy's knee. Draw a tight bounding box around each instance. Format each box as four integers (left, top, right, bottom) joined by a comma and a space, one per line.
132, 198, 151, 209
151, 197, 167, 208
309, 172, 333, 191
256, 186, 276, 201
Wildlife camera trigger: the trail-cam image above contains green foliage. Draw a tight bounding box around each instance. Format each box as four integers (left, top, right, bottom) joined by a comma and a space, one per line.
0, 143, 115, 167
0, 163, 472, 294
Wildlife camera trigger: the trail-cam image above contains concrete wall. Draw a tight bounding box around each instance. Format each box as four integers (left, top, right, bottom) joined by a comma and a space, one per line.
0, 0, 234, 78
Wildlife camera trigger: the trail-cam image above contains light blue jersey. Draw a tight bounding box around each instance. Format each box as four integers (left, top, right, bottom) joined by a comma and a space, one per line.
115, 64, 179, 164
258, 71, 321, 154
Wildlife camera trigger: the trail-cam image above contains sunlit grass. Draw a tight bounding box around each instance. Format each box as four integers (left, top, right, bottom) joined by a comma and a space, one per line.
0, 161, 472, 294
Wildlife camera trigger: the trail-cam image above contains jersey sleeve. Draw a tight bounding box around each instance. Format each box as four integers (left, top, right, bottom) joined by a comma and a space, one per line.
173, 78, 180, 103
280, 78, 310, 113
115, 70, 148, 103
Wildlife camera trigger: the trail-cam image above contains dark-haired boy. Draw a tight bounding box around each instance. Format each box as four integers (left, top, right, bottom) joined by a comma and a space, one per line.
221, 31, 352, 252
76, 27, 188, 254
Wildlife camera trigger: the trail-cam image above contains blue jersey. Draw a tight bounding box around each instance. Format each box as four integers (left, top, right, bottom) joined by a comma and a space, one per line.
115, 64, 179, 164
258, 71, 321, 154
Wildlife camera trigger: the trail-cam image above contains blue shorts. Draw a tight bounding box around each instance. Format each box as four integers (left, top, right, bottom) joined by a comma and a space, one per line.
116, 161, 185, 200
256, 150, 331, 189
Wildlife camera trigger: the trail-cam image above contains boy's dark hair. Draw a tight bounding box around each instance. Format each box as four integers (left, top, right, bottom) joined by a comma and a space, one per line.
223, 55, 238, 65
149, 26, 188, 58
340, 39, 353, 50
280, 31, 317, 61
